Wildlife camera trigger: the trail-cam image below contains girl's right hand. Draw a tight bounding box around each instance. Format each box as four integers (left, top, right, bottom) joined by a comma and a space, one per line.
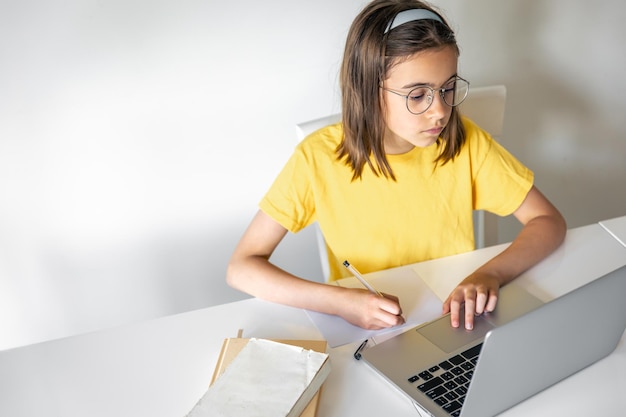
338, 288, 405, 330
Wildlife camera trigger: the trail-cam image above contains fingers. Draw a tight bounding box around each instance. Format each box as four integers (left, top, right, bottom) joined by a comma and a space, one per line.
445, 286, 499, 330
447, 298, 461, 329
475, 291, 489, 315
358, 292, 405, 329
339, 288, 405, 330
376, 295, 405, 327
358, 310, 404, 329
464, 297, 476, 329
375, 311, 405, 328
380, 292, 403, 316
485, 292, 498, 313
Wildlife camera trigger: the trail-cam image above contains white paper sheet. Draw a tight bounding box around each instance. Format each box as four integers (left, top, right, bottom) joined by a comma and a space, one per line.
306, 267, 442, 348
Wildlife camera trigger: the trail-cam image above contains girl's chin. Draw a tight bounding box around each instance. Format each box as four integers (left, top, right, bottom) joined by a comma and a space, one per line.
411, 136, 439, 148
384, 132, 439, 153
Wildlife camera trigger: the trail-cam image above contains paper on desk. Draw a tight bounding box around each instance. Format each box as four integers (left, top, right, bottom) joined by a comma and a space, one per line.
306, 267, 442, 348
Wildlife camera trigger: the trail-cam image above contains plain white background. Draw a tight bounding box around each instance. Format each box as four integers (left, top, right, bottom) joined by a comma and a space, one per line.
1, 0, 625, 350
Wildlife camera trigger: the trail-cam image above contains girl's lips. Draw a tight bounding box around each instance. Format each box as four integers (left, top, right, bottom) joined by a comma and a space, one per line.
424, 126, 444, 135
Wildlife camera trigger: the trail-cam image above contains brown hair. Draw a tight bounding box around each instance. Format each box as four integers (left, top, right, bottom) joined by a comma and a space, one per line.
338, 0, 466, 180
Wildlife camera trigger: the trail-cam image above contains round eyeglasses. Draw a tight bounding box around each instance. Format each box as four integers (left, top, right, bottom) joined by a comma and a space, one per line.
381, 76, 470, 115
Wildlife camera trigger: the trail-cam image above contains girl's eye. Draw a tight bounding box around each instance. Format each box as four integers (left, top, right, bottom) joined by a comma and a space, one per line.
408, 88, 429, 101
442, 81, 456, 93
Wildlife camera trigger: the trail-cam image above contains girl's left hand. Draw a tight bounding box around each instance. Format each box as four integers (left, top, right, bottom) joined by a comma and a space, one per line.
442, 273, 500, 330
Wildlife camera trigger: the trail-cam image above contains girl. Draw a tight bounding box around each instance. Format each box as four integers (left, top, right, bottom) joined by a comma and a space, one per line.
227, 0, 566, 331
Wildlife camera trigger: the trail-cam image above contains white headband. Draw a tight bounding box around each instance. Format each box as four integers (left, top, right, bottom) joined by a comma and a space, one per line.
384, 9, 443, 34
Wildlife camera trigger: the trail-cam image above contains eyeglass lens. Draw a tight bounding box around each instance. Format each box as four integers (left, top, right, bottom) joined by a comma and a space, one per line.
406, 78, 469, 114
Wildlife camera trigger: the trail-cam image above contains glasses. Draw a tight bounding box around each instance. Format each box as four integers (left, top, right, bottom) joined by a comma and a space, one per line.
382, 77, 470, 115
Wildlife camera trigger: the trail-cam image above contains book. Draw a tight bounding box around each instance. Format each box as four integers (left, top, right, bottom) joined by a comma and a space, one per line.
186, 337, 330, 417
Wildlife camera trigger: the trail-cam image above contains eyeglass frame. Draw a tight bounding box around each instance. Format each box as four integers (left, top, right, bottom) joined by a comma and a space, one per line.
381, 76, 470, 115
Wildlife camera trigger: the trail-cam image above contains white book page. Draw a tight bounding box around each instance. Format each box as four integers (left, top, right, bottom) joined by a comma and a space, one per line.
187, 338, 328, 417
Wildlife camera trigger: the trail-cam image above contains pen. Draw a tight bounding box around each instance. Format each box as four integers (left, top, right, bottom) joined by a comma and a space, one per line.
343, 260, 383, 297
353, 339, 368, 360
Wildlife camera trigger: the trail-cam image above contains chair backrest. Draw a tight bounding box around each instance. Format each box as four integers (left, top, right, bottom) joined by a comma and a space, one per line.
296, 85, 507, 280
295, 113, 342, 142
459, 84, 506, 138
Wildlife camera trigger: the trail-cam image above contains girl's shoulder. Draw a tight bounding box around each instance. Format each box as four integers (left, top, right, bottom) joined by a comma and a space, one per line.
461, 115, 490, 139
459, 115, 497, 154
458, 116, 525, 172
297, 122, 343, 155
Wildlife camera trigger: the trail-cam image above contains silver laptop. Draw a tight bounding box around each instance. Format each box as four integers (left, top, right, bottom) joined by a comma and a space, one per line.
361, 264, 626, 417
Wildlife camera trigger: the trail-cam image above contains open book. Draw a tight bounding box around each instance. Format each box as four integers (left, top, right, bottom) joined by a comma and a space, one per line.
186, 338, 330, 417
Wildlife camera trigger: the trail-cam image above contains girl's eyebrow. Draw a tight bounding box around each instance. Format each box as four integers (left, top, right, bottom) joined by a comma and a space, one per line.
401, 74, 457, 90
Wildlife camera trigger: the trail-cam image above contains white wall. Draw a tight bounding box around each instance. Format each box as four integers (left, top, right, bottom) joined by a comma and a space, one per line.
1, 0, 625, 350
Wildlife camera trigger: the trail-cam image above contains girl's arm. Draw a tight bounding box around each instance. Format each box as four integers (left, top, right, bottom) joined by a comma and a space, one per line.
226, 210, 405, 330
443, 185, 567, 330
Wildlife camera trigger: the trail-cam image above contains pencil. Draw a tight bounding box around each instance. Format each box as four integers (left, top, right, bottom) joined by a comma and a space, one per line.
343, 260, 384, 297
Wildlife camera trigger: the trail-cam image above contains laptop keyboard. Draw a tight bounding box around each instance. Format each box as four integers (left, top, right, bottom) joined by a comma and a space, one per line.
407, 343, 483, 416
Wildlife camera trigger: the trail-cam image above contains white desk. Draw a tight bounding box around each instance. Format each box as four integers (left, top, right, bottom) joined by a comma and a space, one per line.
600, 215, 626, 247
0, 222, 625, 417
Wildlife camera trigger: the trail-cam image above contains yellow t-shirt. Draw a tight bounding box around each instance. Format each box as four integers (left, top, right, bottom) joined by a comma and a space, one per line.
260, 117, 533, 281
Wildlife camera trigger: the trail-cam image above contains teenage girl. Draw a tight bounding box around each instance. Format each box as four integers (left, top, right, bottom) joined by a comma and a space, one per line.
227, 0, 566, 331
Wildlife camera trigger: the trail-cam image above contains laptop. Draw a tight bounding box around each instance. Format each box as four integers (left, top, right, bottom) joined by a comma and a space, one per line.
361, 264, 626, 417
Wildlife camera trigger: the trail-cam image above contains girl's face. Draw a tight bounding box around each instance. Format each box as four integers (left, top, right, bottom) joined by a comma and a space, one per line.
381, 46, 459, 154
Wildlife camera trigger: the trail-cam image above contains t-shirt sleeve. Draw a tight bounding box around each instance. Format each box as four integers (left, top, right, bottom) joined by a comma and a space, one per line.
259, 145, 315, 233
470, 124, 534, 216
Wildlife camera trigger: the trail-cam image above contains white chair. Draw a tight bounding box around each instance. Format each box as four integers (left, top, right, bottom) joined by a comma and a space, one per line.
296, 85, 507, 280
